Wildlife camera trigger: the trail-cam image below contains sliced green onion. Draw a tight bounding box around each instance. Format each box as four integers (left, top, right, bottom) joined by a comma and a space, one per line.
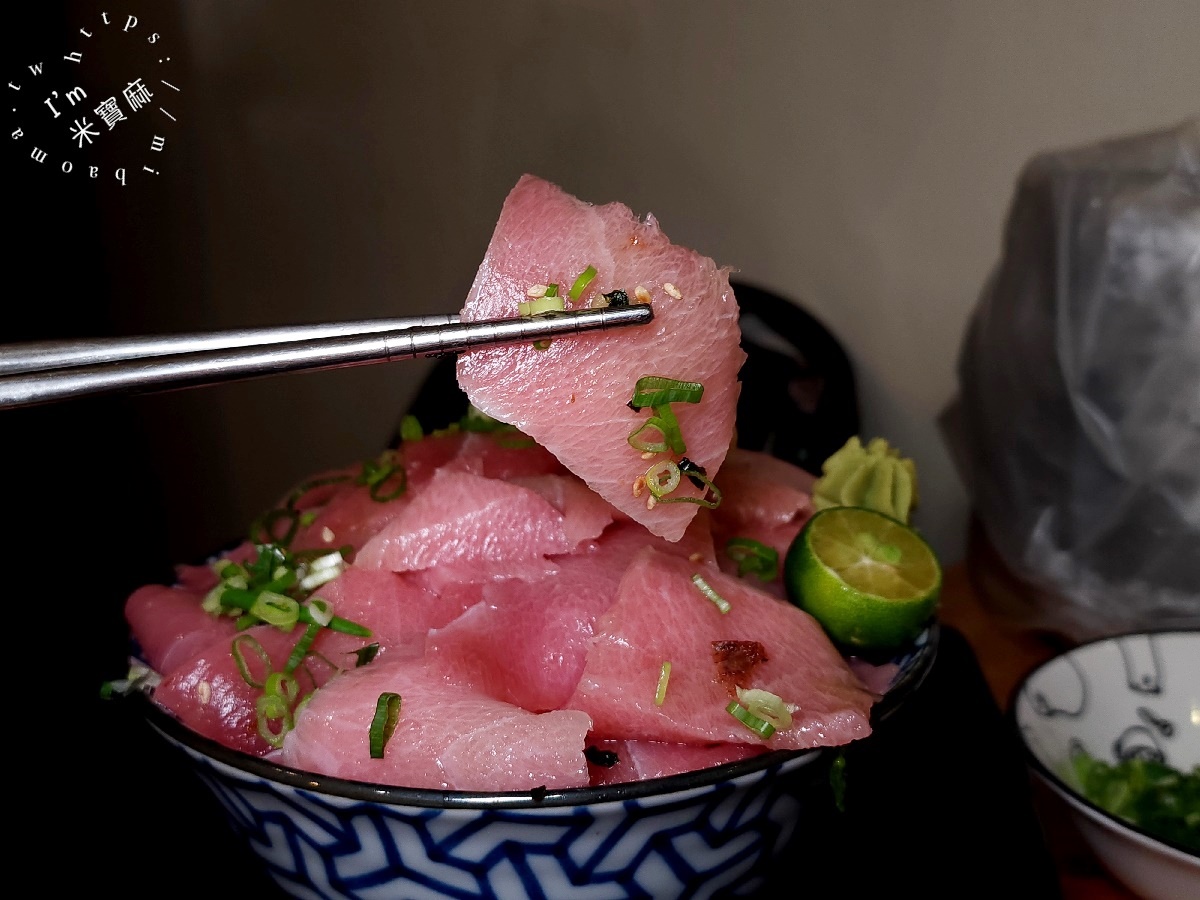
691, 574, 731, 614
532, 339, 553, 351
569, 265, 598, 301
299, 566, 341, 592
735, 687, 793, 730
629, 376, 705, 409
219, 586, 370, 636
651, 404, 687, 454
201, 583, 226, 614
232, 634, 272, 689
627, 419, 670, 454
646, 460, 681, 498
399, 414, 423, 442
256, 672, 300, 748
304, 597, 334, 627
288, 473, 354, 509
99, 663, 160, 699
544, 283, 559, 297
655, 661, 672, 706
830, 752, 848, 812
254, 507, 301, 547
658, 470, 723, 509
518, 295, 566, 316
369, 691, 402, 758
251, 591, 300, 630
627, 405, 686, 455
356, 454, 407, 502
727, 700, 775, 739
725, 538, 779, 581
284, 622, 322, 674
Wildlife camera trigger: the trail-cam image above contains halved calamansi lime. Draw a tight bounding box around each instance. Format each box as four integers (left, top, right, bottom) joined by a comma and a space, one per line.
784, 506, 941, 649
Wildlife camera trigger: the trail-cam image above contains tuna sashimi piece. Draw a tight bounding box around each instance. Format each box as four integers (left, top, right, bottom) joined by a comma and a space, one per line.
173, 541, 259, 593
710, 449, 816, 599
424, 515, 714, 712
289, 436, 467, 553
279, 657, 592, 791
425, 559, 620, 712
125, 584, 239, 675
566, 547, 876, 751
456, 174, 745, 542
711, 449, 816, 528
587, 739, 768, 787
353, 469, 604, 576
712, 519, 807, 602
510, 473, 618, 546
151, 624, 353, 756
444, 431, 566, 480
310, 566, 472, 660
581, 516, 718, 569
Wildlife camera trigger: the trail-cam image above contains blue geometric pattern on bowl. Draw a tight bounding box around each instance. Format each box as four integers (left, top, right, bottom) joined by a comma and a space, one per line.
142, 623, 938, 899
157, 725, 819, 899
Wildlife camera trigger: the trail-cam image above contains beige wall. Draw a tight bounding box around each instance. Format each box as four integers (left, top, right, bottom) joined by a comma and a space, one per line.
111, 1, 1200, 565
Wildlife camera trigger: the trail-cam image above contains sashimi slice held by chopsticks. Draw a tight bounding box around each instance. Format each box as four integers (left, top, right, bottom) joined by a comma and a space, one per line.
456, 175, 746, 541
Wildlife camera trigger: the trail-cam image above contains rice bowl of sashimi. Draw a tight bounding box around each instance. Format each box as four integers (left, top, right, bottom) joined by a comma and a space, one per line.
111, 176, 941, 899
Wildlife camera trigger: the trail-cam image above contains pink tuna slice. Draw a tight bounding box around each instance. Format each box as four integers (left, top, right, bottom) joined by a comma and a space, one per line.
124, 584, 239, 676
586, 739, 768, 787
710, 449, 816, 599
279, 656, 592, 791
425, 551, 625, 713
151, 624, 352, 756
567, 547, 876, 751
443, 431, 566, 480
510, 473, 619, 546
353, 468, 606, 577
456, 174, 745, 542
305, 566, 473, 662
711, 448, 815, 528
290, 435, 467, 553
425, 514, 715, 712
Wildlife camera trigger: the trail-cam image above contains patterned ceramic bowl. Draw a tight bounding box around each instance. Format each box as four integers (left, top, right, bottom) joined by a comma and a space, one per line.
1012, 629, 1200, 900
139, 624, 937, 899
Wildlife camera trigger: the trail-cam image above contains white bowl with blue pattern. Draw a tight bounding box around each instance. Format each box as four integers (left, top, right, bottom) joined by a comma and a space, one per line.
1012, 629, 1200, 900
139, 624, 937, 899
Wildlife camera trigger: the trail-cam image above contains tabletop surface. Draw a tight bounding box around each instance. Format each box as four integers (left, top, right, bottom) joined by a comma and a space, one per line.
938, 539, 1141, 900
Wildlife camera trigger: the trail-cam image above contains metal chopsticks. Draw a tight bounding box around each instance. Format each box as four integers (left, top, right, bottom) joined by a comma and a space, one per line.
0, 305, 653, 411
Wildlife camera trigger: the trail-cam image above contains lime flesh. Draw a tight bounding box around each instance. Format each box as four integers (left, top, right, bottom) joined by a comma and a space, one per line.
784, 506, 941, 649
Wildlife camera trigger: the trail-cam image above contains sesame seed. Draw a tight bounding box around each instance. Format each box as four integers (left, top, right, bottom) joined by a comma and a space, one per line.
646, 494, 658, 510
321, 526, 335, 543
664, 282, 682, 299
634, 285, 652, 304
632, 476, 646, 498
197, 681, 212, 705
688, 552, 704, 563
640, 451, 655, 460
527, 284, 548, 298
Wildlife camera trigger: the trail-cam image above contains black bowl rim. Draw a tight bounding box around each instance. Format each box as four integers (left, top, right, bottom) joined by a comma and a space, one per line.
1007, 626, 1200, 862
139, 621, 940, 810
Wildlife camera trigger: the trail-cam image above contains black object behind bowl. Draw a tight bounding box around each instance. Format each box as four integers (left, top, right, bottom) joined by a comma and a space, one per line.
394, 281, 860, 477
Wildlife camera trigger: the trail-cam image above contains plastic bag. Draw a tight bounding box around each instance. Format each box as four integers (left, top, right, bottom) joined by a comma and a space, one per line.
942, 118, 1200, 643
